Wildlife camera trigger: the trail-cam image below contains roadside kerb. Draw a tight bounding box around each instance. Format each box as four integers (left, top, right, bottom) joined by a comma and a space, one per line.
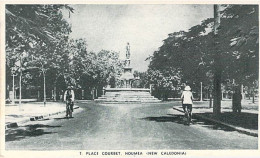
5, 106, 79, 130
172, 106, 258, 137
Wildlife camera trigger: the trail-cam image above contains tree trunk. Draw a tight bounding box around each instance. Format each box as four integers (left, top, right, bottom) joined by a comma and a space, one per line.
253, 93, 255, 103
213, 4, 222, 116
241, 84, 244, 100
12, 74, 15, 104
200, 82, 203, 101
54, 86, 57, 101
37, 90, 40, 101
213, 69, 222, 115
209, 92, 212, 108
43, 72, 46, 106
252, 88, 255, 103
19, 67, 22, 109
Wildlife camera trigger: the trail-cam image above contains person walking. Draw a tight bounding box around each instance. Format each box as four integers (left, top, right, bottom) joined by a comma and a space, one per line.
181, 86, 194, 121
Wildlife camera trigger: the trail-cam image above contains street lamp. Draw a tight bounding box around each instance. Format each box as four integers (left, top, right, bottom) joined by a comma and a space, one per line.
17, 51, 27, 110
19, 56, 22, 110
32, 55, 47, 106
11, 67, 17, 104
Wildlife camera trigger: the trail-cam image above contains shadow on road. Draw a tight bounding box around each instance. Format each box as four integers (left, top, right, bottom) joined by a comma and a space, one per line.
196, 112, 258, 130
54, 117, 74, 120
141, 114, 191, 126
141, 114, 236, 132
6, 114, 24, 118
5, 124, 60, 142
23, 124, 62, 129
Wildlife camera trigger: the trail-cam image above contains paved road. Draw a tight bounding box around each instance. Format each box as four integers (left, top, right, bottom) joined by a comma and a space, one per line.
5, 101, 258, 150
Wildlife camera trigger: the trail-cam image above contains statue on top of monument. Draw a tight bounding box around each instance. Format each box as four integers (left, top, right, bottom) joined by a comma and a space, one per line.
126, 42, 130, 59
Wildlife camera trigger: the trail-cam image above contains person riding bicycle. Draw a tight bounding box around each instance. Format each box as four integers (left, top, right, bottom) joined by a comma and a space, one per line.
64, 86, 75, 117
181, 86, 194, 121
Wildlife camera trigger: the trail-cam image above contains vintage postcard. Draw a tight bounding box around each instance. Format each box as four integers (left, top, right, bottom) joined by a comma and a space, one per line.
0, 0, 259, 158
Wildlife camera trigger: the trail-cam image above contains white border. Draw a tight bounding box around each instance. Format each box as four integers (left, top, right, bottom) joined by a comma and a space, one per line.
0, 1, 259, 158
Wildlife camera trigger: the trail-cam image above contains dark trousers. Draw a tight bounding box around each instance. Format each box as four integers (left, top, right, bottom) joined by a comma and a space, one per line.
182, 104, 192, 113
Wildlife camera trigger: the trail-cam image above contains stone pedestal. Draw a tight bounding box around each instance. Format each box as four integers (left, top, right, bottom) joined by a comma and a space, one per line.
120, 66, 134, 88
95, 88, 161, 103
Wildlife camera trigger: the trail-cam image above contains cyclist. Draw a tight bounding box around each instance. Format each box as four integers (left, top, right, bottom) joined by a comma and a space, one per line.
64, 86, 75, 117
181, 86, 194, 123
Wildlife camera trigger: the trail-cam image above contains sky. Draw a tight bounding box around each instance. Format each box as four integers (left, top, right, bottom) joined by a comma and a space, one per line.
64, 4, 213, 72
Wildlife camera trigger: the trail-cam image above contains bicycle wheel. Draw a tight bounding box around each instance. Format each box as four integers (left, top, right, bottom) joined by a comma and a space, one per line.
69, 107, 73, 118
183, 111, 188, 125
186, 112, 190, 125
66, 106, 69, 118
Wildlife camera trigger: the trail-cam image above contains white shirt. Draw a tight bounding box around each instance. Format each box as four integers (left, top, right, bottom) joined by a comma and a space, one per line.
64, 90, 75, 102
181, 91, 193, 104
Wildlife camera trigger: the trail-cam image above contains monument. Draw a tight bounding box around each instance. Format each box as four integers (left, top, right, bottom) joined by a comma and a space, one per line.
95, 43, 160, 103
119, 42, 134, 88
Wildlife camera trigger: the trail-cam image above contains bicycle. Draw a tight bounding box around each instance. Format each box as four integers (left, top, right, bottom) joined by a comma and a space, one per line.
66, 99, 73, 118
183, 105, 192, 125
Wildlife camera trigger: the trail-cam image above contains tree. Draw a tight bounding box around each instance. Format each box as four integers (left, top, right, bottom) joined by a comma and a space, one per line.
6, 5, 73, 104
146, 18, 214, 100
62, 39, 123, 99
146, 4, 258, 105
220, 5, 259, 103
94, 50, 123, 94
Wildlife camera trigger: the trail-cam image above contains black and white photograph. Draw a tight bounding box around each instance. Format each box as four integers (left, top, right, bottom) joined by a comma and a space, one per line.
1, 1, 259, 157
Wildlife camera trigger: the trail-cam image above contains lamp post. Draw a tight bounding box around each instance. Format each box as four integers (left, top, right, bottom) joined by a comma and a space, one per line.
43, 69, 46, 106
17, 51, 28, 110
11, 67, 17, 104
19, 57, 22, 110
